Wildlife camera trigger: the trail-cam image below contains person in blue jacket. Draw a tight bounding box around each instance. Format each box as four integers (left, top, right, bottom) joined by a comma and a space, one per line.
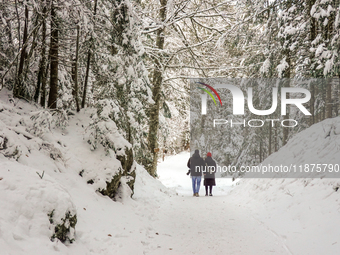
187, 150, 205, 197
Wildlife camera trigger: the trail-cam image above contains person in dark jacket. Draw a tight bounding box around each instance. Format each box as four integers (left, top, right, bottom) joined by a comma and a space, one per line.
187, 149, 205, 197
204, 152, 216, 196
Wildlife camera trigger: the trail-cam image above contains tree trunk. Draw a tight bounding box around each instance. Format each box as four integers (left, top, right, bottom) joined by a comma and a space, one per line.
322, 82, 326, 120
35, 6, 47, 106
74, 25, 80, 112
326, 79, 332, 118
308, 0, 316, 76
82, 0, 97, 108
259, 141, 262, 162
274, 126, 278, 152
147, 0, 167, 176
23, 13, 40, 86
282, 77, 290, 146
310, 82, 315, 125
315, 85, 319, 123
282, 108, 289, 145
1, 2, 14, 60
14, 3, 28, 99
335, 78, 340, 116
48, 1, 58, 109
268, 123, 272, 155
34, 6, 46, 104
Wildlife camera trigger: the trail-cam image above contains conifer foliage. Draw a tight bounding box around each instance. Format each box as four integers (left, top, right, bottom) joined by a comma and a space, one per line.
0, 0, 339, 175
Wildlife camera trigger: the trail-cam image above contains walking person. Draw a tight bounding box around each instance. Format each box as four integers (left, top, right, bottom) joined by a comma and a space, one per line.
204, 152, 216, 196
187, 149, 204, 197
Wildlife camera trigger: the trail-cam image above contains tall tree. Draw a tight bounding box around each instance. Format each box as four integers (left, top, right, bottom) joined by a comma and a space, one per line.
34, 4, 47, 107
147, 0, 167, 176
72, 25, 80, 112
48, 0, 59, 109
14, 2, 29, 99
82, 0, 98, 108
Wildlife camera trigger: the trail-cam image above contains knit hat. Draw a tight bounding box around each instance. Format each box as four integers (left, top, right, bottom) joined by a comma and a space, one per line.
207, 152, 212, 157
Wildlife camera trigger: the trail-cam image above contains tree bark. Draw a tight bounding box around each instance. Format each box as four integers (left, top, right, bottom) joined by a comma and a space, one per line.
308, 0, 316, 76
315, 85, 320, 123
74, 25, 80, 112
147, 0, 167, 176
326, 79, 332, 118
268, 122, 272, 155
82, 0, 98, 108
335, 78, 340, 116
48, 1, 58, 109
23, 13, 40, 86
35, 6, 47, 107
274, 126, 278, 152
14, 3, 28, 99
259, 141, 262, 162
310, 82, 315, 125
282, 82, 290, 146
322, 82, 326, 120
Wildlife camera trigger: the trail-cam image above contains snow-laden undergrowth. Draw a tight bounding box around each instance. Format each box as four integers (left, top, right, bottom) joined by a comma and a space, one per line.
0, 88, 173, 254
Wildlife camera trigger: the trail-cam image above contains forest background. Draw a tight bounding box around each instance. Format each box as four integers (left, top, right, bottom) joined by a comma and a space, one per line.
0, 0, 339, 176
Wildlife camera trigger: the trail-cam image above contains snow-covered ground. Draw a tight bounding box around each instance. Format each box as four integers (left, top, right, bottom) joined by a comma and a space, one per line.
1, 88, 340, 254
156, 147, 340, 255
155, 152, 290, 255
0, 88, 174, 255
229, 117, 340, 254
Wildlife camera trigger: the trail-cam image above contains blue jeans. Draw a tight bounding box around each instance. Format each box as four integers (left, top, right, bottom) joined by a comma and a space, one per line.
191, 176, 202, 194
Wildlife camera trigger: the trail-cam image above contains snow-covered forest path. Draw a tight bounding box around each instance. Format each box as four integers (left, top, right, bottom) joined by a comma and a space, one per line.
139, 152, 290, 255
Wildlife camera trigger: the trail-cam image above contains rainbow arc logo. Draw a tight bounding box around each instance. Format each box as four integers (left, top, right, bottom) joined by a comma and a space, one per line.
196, 82, 222, 106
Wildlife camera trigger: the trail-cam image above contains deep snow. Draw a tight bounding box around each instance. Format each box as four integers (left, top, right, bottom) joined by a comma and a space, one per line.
1, 88, 340, 254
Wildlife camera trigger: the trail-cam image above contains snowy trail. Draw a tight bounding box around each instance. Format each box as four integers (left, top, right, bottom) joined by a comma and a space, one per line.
141, 152, 290, 255
1, 91, 339, 255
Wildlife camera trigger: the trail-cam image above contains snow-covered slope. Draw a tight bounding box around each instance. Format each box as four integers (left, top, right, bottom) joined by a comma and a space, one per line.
1, 86, 340, 255
0, 88, 174, 255
243, 116, 340, 178
231, 117, 340, 254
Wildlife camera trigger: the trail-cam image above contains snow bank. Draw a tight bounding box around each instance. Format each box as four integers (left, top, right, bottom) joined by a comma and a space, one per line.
0, 161, 76, 254
134, 163, 176, 205
244, 116, 340, 178
231, 117, 340, 254
0, 88, 174, 254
